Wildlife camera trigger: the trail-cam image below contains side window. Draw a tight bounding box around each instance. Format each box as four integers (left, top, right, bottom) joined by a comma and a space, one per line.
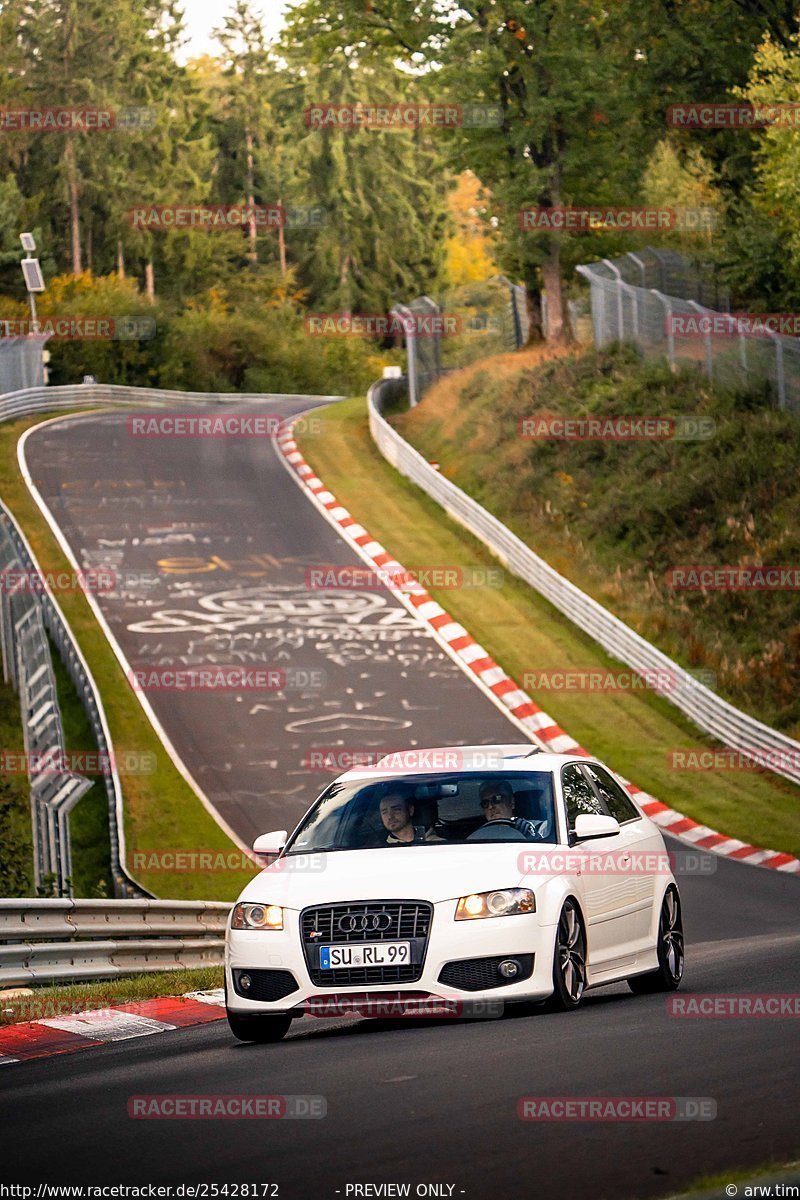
561, 764, 602, 830
584, 764, 640, 824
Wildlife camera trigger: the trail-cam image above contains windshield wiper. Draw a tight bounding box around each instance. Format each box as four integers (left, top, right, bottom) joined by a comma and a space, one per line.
285, 845, 343, 854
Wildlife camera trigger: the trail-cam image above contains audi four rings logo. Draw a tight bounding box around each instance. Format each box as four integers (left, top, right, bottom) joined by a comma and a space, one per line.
338, 912, 393, 933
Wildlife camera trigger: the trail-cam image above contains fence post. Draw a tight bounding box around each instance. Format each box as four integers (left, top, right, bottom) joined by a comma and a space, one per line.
625, 251, 648, 288
623, 281, 639, 344
736, 315, 747, 373
689, 301, 713, 380
509, 282, 523, 348
649, 247, 669, 291
651, 290, 675, 371
765, 328, 786, 410
419, 295, 442, 379
602, 259, 624, 341
391, 304, 418, 407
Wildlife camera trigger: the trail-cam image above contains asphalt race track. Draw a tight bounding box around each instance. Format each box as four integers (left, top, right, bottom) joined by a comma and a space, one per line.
2, 861, 798, 1198
22, 400, 522, 845
6, 398, 799, 1198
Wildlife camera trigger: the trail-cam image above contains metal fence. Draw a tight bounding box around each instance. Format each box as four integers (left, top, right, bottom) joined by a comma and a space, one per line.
0, 898, 230, 985
395, 276, 530, 407
576, 247, 800, 413
0, 334, 49, 395
367, 377, 800, 789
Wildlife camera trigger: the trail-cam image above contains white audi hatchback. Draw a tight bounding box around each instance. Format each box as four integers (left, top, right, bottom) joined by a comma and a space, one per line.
225, 747, 684, 1042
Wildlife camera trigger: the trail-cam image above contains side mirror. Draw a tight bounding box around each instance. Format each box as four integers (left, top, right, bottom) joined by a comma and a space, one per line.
253, 830, 287, 856
572, 813, 620, 842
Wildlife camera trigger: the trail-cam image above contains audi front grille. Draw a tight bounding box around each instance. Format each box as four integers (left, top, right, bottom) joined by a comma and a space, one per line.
300, 900, 433, 987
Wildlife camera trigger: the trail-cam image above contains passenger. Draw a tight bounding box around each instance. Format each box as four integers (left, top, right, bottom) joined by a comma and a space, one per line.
478, 780, 539, 838
379, 792, 438, 844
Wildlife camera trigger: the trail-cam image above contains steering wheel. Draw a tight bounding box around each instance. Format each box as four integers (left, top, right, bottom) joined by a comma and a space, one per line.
466, 818, 528, 842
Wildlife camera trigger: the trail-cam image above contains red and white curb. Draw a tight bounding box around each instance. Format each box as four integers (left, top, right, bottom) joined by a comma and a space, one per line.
0, 989, 225, 1065
276, 421, 799, 877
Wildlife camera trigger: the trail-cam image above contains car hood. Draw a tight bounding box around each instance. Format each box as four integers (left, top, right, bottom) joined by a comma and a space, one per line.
237, 844, 554, 908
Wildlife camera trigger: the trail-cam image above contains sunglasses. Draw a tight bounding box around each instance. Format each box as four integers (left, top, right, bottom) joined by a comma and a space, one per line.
480, 794, 509, 807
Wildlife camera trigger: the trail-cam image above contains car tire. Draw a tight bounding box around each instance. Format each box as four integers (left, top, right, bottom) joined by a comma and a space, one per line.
226, 1011, 292, 1043
628, 885, 684, 994
546, 898, 586, 1011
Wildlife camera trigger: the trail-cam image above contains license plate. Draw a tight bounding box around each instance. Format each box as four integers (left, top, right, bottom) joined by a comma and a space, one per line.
319, 941, 411, 969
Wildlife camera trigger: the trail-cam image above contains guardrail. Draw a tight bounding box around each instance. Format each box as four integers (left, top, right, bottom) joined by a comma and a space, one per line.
367, 376, 800, 788
0, 898, 231, 985
1, 381, 340, 899
0, 382, 341, 423
1, 503, 116, 897
0, 526, 94, 894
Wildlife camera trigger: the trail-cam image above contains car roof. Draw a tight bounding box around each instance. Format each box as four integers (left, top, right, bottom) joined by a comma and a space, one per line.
337, 746, 594, 782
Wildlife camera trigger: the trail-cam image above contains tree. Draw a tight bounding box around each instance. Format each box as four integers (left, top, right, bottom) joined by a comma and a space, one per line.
214, 2, 277, 266
640, 138, 725, 251
6, 0, 187, 279
276, 12, 450, 315
275, 1, 644, 340
444, 172, 498, 287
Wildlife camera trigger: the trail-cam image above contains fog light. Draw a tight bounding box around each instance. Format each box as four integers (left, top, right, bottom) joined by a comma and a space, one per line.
498, 959, 520, 979
239, 973, 252, 991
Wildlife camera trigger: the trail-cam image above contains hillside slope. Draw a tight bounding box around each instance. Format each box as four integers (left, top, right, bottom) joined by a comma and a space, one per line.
395, 346, 800, 738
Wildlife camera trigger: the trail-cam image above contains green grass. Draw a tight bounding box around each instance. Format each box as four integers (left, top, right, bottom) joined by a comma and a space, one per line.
648, 1160, 799, 1200
0, 966, 223, 1025
1, 411, 255, 900
0, 680, 35, 896
296, 394, 800, 857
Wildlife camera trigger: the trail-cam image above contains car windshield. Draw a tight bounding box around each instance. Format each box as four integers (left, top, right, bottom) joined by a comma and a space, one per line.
284, 771, 557, 852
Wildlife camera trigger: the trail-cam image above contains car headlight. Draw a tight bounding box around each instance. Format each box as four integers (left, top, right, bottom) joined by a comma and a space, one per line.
455, 888, 535, 920
231, 902, 284, 930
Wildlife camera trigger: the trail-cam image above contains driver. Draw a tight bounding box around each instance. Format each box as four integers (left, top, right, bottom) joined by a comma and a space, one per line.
479, 780, 539, 838
379, 791, 439, 844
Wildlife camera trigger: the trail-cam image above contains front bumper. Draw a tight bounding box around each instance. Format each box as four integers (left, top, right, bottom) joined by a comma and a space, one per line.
226, 900, 556, 1015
